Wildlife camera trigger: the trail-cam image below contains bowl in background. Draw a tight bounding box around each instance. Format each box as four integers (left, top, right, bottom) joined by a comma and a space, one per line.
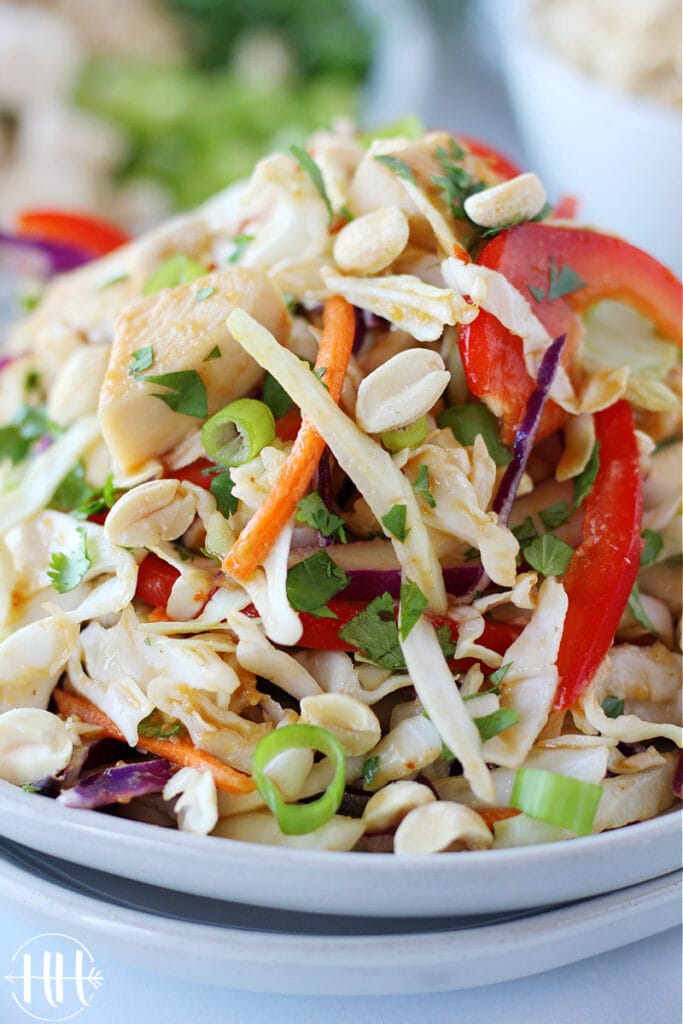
486, 0, 682, 273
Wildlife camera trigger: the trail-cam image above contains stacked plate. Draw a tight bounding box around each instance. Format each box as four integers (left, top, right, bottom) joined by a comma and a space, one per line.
1, 782, 680, 995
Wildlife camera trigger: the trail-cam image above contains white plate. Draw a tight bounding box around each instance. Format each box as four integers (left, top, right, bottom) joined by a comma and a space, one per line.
1, 836, 679, 996
0, 781, 680, 918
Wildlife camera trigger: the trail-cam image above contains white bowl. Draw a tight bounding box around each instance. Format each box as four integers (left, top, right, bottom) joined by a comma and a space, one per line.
487, 0, 682, 273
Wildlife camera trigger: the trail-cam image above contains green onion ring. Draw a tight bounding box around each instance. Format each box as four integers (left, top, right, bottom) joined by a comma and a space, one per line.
511, 768, 602, 837
201, 398, 275, 467
380, 416, 428, 452
252, 724, 346, 835
143, 255, 209, 295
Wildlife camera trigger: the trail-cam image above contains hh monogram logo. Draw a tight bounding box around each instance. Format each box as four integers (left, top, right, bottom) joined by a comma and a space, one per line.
4, 933, 103, 1021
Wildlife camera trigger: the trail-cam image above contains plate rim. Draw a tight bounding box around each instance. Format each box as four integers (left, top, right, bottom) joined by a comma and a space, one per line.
1, 780, 680, 918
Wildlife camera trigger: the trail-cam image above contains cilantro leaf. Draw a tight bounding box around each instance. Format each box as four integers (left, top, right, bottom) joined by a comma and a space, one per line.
296, 492, 347, 542
487, 662, 513, 691
227, 234, 254, 263
628, 583, 660, 636
374, 153, 416, 185
338, 593, 404, 669
195, 286, 215, 302
362, 755, 380, 787
381, 503, 409, 541
538, 500, 572, 531
527, 258, 588, 303
203, 345, 221, 361
286, 550, 349, 617
0, 405, 54, 465
209, 471, 237, 517
290, 144, 333, 221
399, 578, 427, 640
601, 695, 625, 719
138, 709, 184, 739
640, 529, 663, 567
435, 624, 457, 660
262, 371, 293, 418
47, 526, 91, 593
437, 403, 511, 466
432, 140, 484, 220
50, 461, 96, 513
573, 442, 600, 508
547, 259, 588, 302
140, 370, 208, 418
128, 345, 154, 375
411, 464, 436, 508
474, 708, 519, 742
523, 533, 574, 576
512, 516, 539, 547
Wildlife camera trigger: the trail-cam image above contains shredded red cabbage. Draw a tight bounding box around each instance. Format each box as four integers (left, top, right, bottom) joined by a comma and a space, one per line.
58, 758, 176, 810
0, 231, 92, 275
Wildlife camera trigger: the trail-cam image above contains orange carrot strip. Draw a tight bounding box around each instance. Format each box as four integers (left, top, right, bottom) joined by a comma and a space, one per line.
476, 807, 520, 830
223, 295, 356, 581
53, 688, 254, 794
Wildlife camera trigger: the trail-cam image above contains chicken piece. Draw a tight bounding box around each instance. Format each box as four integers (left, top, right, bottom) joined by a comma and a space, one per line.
98, 267, 290, 475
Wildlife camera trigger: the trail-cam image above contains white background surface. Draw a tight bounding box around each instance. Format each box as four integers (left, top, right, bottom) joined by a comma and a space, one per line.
0, 908, 680, 1024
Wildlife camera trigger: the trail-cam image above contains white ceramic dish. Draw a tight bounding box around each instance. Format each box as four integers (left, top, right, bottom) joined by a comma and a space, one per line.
1, 835, 679, 996
1, 781, 680, 919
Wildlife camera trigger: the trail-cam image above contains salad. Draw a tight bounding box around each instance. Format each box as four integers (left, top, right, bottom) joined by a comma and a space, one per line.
0, 124, 680, 854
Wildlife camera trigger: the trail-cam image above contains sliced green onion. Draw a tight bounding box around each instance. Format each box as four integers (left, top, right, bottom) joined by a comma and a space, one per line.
201, 398, 275, 467
252, 724, 346, 835
510, 768, 602, 837
143, 255, 209, 295
380, 416, 428, 452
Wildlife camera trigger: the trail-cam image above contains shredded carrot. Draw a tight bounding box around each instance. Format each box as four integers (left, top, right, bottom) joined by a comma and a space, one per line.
223, 295, 356, 581
53, 688, 255, 794
147, 606, 171, 623
476, 806, 520, 830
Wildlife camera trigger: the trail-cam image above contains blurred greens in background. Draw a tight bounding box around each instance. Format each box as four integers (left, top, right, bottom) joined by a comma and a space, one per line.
76, 0, 373, 210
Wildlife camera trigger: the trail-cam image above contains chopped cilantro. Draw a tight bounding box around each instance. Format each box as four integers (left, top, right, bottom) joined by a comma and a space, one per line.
128, 345, 154, 375
512, 517, 539, 546
0, 405, 53, 465
523, 533, 574, 576
20, 290, 42, 313
411, 464, 436, 508
601, 694, 625, 719
227, 234, 255, 263
195, 286, 215, 302
23, 369, 41, 393
339, 592, 404, 669
373, 153, 416, 185
640, 529, 664, 567
286, 550, 349, 617
140, 370, 208, 418
362, 755, 380, 787
262, 371, 293, 418
203, 345, 221, 361
399, 578, 427, 640
628, 583, 660, 635
47, 526, 91, 593
572, 442, 600, 508
432, 139, 484, 220
381, 504, 409, 541
435, 624, 457, 660
290, 144, 333, 222
528, 257, 588, 303
538, 500, 572, 531
437, 403, 511, 466
295, 492, 347, 542
487, 662, 513, 691
474, 708, 519, 742
209, 470, 238, 517
50, 461, 96, 513
138, 710, 184, 739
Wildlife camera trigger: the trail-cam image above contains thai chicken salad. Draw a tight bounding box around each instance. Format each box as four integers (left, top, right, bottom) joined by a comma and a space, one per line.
0, 124, 681, 854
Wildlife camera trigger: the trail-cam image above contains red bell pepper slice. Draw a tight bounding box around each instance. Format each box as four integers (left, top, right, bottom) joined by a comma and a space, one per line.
136, 553, 180, 609
170, 457, 219, 490
16, 209, 129, 258
458, 223, 682, 444
553, 400, 643, 711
